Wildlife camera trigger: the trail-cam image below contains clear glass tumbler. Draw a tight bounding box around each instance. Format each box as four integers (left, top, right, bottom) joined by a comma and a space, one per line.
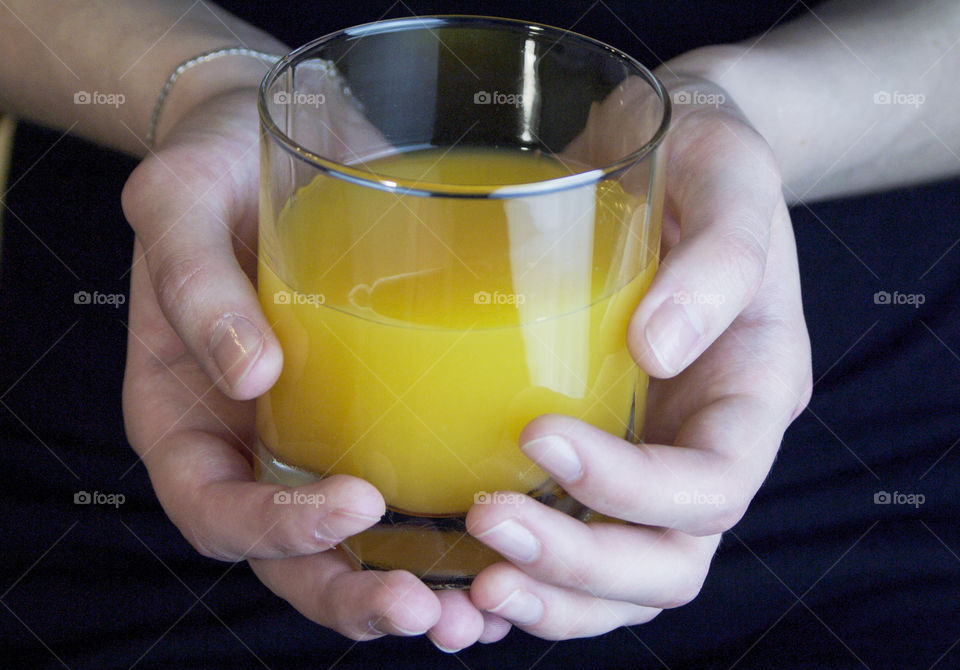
256, 15, 669, 588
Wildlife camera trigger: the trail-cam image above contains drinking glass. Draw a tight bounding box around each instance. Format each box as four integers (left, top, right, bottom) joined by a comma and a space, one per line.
256, 15, 670, 589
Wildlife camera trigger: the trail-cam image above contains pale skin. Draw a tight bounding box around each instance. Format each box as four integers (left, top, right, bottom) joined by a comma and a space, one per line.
3, 0, 958, 653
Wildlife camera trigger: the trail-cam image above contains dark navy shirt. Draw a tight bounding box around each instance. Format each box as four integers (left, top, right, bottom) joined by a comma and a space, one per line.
2, 2, 958, 668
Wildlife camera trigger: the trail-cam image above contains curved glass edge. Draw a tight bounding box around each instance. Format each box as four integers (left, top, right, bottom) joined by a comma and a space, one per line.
258, 15, 672, 200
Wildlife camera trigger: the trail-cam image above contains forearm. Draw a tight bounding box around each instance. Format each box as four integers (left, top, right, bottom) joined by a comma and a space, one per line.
0, 1, 286, 155
665, 0, 960, 202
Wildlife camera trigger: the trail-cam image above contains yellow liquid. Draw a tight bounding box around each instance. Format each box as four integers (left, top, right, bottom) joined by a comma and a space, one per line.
257, 147, 657, 580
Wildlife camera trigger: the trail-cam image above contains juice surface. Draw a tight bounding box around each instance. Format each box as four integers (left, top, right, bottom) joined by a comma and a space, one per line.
257, 147, 656, 516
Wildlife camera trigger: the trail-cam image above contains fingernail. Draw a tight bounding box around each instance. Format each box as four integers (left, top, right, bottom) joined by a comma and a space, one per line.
314, 510, 382, 544
369, 618, 427, 636
391, 623, 429, 636
313, 516, 346, 545
644, 300, 703, 375
486, 589, 543, 625
521, 435, 582, 483
210, 315, 263, 389
429, 637, 462, 654
332, 509, 383, 523
474, 519, 540, 563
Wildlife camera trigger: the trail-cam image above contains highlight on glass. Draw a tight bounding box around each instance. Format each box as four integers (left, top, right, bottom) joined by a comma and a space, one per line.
256, 15, 670, 588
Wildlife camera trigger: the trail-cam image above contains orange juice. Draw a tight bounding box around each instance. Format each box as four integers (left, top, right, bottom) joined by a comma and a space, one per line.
256, 147, 657, 582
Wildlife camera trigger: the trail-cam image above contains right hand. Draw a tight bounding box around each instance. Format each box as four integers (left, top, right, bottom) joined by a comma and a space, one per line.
121, 86, 455, 640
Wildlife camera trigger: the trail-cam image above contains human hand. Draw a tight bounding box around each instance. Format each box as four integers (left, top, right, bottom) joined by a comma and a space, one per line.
454, 75, 812, 644
121, 71, 811, 651
121, 85, 451, 640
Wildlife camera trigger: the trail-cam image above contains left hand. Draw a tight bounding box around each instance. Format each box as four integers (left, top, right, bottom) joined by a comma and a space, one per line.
426, 77, 812, 650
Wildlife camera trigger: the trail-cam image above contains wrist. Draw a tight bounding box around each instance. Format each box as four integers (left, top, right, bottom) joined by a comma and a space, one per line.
151, 48, 284, 149
656, 45, 756, 125
658, 45, 806, 194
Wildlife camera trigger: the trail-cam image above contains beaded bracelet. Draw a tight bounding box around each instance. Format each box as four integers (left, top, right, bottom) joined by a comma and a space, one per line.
146, 46, 280, 148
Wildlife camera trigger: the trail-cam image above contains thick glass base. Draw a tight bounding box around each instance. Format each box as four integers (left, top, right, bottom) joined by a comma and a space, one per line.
254, 440, 586, 589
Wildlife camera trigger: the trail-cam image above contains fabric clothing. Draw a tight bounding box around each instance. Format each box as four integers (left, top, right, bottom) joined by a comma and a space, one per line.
2, 2, 958, 668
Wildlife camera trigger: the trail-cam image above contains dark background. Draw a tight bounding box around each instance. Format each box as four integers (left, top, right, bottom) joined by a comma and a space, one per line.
2, 1, 959, 668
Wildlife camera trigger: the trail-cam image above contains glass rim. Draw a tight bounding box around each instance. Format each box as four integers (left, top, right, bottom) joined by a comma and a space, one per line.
258, 15, 672, 199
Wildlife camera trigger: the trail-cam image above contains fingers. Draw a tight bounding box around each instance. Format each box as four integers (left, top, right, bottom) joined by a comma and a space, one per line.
249, 553, 440, 641
628, 114, 783, 378
744, 198, 813, 420
514, 413, 777, 536
468, 495, 720, 607
150, 437, 385, 561
470, 562, 661, 640
422, 595, 511, 651
121, 91, 281, 400
478, 612, 513, 644
426, 590, 486, 652
126, 241, 383, 562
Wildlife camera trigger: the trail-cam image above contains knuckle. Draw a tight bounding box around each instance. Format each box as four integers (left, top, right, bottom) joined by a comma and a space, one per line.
662, 561, 709, 608
726, 121, 782, 185
251, 496, 320, 557
257, 523, 305, 556
684, 480, 750, 536
367, 571, 413, 613
627, 607, 662, 626
182, 486, 298, 561
121, 159, 169, 225
151, 253, 214, 319
554, 552, 595, 589
150, 466, 240, 561
701, 497, 749, 536
658, 541, 714, 608
716, 224, 768, 296
181, 517, 237, 561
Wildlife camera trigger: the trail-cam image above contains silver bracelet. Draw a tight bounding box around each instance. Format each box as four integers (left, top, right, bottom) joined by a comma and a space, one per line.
147, 46, 280, 148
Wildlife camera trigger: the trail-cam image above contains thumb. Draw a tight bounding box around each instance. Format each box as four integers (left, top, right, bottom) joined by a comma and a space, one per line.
122, 144, 281, 400
628, 114, 782, 378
